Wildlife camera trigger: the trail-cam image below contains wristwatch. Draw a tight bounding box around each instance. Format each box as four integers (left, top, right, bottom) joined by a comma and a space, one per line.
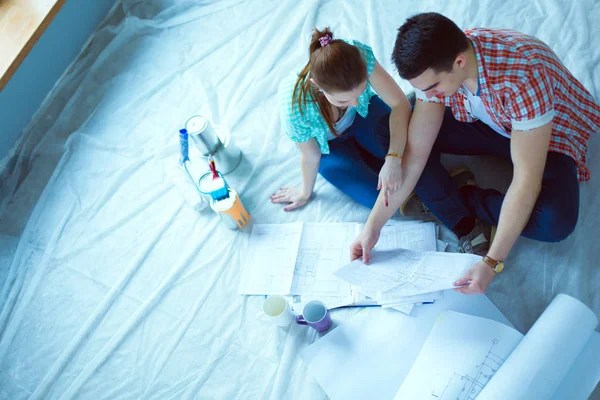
482, 255, 504, 273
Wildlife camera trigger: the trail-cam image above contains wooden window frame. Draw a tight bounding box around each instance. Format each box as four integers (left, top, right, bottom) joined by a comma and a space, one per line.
0, 0, 67, 91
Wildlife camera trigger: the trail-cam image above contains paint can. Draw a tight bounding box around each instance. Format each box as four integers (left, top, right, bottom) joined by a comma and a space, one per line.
210, 188, 250, 230
185, 115, 223, 155
185, 115, 242, 175
198, 172, 250, 230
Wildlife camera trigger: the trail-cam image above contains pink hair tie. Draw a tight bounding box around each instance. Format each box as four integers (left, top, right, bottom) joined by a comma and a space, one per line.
319, 34, 332, 47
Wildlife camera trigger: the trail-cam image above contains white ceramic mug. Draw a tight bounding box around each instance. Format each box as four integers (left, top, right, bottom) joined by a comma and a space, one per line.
256, 295, 294, 327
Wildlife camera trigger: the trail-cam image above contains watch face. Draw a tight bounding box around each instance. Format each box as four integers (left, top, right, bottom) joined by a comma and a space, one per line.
495, 263, 504, 273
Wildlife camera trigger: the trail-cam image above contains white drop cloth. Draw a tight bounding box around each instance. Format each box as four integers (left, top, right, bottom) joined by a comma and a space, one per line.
0, 0, 599, 398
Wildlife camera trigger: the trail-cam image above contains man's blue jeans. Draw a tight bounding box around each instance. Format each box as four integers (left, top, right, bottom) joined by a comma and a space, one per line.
414, 108, 579, 242
319, 99, 579, 243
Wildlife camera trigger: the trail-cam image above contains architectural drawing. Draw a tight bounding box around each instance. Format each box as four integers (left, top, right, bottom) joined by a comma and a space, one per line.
430, 339, 504, 400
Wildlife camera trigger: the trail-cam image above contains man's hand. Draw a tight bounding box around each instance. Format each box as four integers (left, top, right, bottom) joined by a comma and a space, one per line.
270, 187, 310, 212
378, 156, 403, 207
453, 260, 496, 294
350, 226, 381, 264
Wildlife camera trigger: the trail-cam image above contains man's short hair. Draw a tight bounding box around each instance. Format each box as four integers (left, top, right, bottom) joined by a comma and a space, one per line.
392, 12, 470, 80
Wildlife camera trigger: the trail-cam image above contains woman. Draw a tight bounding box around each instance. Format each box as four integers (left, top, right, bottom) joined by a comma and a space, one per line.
271, 27, 411, 211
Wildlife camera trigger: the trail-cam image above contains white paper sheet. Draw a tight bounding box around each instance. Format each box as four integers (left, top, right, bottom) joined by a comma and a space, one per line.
477, 294, 599, 400
379, 252, 481, 297
335, 249, 480, 297
239, 223, 303, 294
334, 249, 425, 293
394, 311, 523, 399
375, 222, 438, 312
391, 302, 415, 314
397, 222, 437, 252
289, 223, 356, 297
375, 223, 406, 251
380, 291, 443, 307
301, 291, 514, 400
436, 239, 449, 252
375, 221, 437, 252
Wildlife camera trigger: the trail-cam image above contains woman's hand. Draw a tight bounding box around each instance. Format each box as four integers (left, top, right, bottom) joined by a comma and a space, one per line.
378, 156, 403, 207
270, 187, 310, 211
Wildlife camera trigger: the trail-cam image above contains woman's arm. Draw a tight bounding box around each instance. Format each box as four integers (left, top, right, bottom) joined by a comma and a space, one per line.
367, 61, 412, 205
297, 139, 322, 200
270, 138, 321, 211
351, 100, 445, 262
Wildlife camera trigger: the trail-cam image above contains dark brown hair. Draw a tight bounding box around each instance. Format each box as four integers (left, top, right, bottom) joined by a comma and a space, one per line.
292, 27, 368, 136
392, 13, 469, 80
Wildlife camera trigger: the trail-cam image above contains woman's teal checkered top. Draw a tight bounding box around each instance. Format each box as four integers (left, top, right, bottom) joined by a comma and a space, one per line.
278, 39, 377, 154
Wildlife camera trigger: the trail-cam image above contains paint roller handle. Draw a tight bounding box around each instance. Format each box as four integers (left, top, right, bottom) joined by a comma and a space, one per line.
179, 129, 190, 164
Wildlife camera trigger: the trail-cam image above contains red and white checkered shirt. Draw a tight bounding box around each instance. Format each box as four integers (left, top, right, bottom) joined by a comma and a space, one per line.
416, 28, 600, 181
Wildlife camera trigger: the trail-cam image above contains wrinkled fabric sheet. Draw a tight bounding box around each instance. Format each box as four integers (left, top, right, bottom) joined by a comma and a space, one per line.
0, 0, 598, 398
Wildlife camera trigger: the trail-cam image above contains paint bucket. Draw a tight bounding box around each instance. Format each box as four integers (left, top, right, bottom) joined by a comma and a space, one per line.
185, 115, 223, 155
210, 188, 250, 230
198, 172, 250, 230
185, 115, 242, 175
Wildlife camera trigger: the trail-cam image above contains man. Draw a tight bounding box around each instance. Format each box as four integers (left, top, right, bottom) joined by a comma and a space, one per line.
350, 12, 599, 294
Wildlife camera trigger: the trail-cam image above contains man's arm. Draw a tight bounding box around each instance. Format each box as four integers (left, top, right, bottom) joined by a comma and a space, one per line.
487, 122, 552, 260
366, 100, 445, 231
454, 122, 552, 294
455, 67, 556, 294
351, 100, 446, 262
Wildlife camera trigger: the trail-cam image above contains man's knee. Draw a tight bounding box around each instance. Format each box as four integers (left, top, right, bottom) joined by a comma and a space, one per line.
528, 200, 579, 242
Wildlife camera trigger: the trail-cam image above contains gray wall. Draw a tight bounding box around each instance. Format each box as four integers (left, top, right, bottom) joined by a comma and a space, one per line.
0, 0, 118, 160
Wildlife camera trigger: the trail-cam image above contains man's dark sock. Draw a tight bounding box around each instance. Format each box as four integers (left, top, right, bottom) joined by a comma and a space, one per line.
459, 184, 478, 199
452, 216, 476, 238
